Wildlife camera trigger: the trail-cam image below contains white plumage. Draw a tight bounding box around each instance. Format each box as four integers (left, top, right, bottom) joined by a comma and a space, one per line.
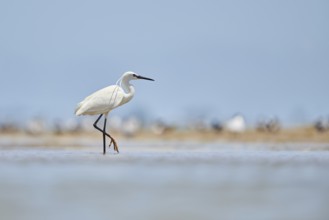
75, 85, 125, 116
225, 114, 246, 133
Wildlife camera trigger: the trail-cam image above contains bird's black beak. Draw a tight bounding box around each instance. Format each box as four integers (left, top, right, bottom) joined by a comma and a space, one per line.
136, 75, 155, 81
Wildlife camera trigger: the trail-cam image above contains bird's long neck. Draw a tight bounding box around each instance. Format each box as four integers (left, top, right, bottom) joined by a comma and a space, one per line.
121, 78, 135, 98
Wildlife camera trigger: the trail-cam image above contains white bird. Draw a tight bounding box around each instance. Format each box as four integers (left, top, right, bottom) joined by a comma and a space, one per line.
75, 71, 154, 154
225, 114, 246, 133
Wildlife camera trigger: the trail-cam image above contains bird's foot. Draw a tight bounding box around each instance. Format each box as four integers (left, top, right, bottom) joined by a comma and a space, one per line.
108, 138, 119, 153
113, 140, 119, 153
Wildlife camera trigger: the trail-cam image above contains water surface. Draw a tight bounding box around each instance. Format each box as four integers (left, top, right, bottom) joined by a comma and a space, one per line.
0, 142, 328, 220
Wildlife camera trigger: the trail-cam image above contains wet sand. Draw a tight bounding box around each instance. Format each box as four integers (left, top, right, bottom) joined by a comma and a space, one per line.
0, 140, 329, 220
1, 126, 329, 148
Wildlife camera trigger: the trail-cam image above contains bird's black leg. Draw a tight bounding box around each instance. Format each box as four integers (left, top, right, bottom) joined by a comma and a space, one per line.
93, 114, 103, 131
93, 114, 118, 153
103, 116, 107, 154
93, 114, 106, 154
93, 114, 112, 141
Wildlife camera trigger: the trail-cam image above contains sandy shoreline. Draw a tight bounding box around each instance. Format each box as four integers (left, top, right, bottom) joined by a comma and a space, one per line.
1, 127, 329, 151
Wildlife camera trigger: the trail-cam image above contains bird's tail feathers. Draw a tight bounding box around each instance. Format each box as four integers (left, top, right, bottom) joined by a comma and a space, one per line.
75, 103, 83, 116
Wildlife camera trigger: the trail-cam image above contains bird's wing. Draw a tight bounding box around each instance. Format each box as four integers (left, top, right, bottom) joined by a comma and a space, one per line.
75, 85, 124, 115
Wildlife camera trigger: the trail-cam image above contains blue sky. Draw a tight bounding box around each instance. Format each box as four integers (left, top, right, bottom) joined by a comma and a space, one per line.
1, 0, 328, 125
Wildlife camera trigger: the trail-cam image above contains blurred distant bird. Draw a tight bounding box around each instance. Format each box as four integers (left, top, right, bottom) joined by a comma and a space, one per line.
256, 116, 280, 133
75, 71, 154, 154
314, 117, 329, 133
225, 114, 246, 133
211, 119, 223, 132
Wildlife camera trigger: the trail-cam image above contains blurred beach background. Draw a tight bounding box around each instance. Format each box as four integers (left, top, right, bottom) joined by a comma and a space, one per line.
1, 0, 329, 220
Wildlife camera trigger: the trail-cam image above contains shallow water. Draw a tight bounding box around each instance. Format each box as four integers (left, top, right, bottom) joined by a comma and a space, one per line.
0, 142, 329, 220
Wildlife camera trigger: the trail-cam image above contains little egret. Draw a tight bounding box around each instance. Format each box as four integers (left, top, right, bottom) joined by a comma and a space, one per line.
75, 71, 154, 154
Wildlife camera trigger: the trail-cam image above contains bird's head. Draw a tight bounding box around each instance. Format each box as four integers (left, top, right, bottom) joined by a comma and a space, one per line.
123, 71, 155, 82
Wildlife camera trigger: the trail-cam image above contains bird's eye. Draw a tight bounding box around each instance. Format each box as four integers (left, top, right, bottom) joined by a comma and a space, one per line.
133, 74, 138, 78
